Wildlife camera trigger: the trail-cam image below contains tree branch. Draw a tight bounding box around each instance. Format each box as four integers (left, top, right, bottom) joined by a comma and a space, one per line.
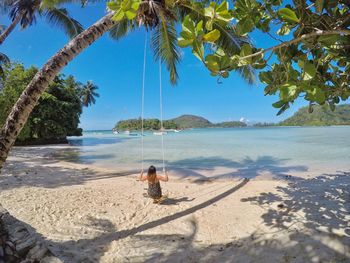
239, 29, 350, 61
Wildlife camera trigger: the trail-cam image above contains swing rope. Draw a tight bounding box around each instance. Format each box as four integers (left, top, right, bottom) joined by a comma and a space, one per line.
140, 32, 166, 173
141, 33, 147, 172
159, 58, 166, 173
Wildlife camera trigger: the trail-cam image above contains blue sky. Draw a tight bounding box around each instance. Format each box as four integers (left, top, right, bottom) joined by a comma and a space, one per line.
0, 2, 307, 130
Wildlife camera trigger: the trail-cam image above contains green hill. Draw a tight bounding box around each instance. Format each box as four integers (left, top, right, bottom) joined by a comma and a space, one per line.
280, 104, 350, 126
170, 115, 212, 128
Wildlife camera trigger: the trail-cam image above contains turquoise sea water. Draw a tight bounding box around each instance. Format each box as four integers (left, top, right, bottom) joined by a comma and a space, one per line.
66, 127, 350, 179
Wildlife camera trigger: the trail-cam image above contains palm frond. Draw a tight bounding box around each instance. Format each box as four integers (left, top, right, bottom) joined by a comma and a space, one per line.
109, 19, 135, 40
10, 0, 37, 28
237, 65, 256, 84
0, 53, 10, 64
40, 0, 92, 9
44, 8, 83, 38
0, 0, 15, 14
213, 23, 248, 55
151, 11, 181, 85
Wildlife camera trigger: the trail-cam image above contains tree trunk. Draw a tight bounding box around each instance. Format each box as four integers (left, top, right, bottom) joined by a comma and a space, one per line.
0, 13, 115, 171
0, 14, 21, 45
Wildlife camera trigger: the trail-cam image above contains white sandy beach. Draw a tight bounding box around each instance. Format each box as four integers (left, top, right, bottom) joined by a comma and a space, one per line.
0, 145, 349, 262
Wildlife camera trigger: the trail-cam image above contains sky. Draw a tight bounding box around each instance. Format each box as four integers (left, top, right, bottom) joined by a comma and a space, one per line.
0, 2, 307, 130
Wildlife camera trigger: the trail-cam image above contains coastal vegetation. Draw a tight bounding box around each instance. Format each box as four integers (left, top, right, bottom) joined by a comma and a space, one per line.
0, 64, 98, 144
115, 115, 247, 130
253, 122, 276, 127
214, 121, 247, 128
280, 104, 350, 126
0, 0, 349, 169
170, 115, 247, 128
115, 118, 178, 131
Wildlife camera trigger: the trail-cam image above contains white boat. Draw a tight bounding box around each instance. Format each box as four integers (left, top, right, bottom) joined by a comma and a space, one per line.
113, 130, 119, 134
153, 131, 167, 136
174, 129, 181, 133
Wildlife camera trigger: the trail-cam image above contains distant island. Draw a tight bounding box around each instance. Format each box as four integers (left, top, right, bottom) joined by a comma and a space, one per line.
114, 115, 247, 131
280, 104, 350, 126
114, 105, 350, 130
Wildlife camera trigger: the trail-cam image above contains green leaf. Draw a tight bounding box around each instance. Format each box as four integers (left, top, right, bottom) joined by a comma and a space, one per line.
196, 20, 204, 33
307, 87, 325, 104
205, 54, 220, 73
303, 62, 316, 80
178, 39, 193, 47
203, 29, 221, 42
236, 18, 254, 36
121, 0, 132, 11
107, 1, 119, 10
259, 71, 273, 84
272, 100, 285, 108
113, 9, 125, 21
182, 15, 195, 33
277, 24, 290, 36
192, 41, 204, 60
277, 8, 299, 23
238, 44, 252, 65
277, 103, 290, 115
217, 1, 228, 13
125, 9, 137, 19
205, 20, 214, 31
279, 84, 298, 100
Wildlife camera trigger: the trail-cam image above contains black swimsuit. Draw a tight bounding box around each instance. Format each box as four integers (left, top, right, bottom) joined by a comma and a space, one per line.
148, 181, 162, 199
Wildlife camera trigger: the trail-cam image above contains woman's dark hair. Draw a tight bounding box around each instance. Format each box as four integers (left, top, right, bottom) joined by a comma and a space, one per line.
148, 165, 156, 176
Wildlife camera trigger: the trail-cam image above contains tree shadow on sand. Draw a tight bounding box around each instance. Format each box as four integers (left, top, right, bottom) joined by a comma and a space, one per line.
1, 152, 307, 190
43, 179, 249, 262
7, 173, 350, 262
0, 147, 138, 190
49, 173, 349, 262
240, 171, 350, 262
146, 156, 308, 183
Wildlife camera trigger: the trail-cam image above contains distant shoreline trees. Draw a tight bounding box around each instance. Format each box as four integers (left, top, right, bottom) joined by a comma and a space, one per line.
114, 115, 247, 131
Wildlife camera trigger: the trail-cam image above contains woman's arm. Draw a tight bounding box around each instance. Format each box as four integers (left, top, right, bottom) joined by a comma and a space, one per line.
157, 170, 169, 182
138, 171, 148, 182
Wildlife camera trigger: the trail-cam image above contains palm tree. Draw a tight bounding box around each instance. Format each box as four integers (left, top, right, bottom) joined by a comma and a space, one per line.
0, 0, 84, 45
0, 0, 252, 170
80, 81, 99, 107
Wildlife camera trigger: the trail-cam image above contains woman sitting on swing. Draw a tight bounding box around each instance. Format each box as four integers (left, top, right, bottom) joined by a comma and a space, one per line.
139, 165, 169, 203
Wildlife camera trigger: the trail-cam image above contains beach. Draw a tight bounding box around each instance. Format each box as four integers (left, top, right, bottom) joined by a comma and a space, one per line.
1, 141, 349, 262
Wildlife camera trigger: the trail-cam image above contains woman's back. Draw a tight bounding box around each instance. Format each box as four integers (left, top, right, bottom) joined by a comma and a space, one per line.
138, 165, 169, 201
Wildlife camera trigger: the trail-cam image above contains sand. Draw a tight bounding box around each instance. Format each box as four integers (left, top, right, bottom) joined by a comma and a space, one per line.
0, 145, 349, 262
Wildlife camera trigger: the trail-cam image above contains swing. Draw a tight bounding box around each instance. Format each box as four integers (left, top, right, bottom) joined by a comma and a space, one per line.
140, 34, 166, 175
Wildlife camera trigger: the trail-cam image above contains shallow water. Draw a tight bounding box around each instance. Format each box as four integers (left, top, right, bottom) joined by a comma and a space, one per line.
66, 127, 350, 179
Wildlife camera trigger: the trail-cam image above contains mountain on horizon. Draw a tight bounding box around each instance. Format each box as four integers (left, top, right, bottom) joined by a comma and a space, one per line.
280, 104, 350, 126
169, 115, 212, 129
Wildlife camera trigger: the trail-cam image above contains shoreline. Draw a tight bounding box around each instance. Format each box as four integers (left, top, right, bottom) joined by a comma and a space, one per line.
0, 145, 349, 262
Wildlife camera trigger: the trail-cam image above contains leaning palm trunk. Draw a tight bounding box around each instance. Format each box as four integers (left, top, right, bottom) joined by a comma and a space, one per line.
0, 13, 115, 171
0, 14, 21, 45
